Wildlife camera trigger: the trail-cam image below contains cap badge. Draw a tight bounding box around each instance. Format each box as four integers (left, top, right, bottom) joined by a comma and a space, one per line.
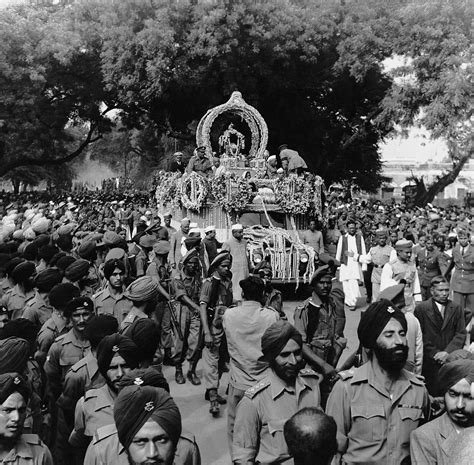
144, 401, 154, 412
387, 306, 395, 313
112, 345, 119, 353
13, 377, 20, 385
134, 377, 143, 386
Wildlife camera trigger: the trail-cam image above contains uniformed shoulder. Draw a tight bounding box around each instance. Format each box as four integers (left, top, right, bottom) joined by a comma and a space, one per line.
92, 423, 117, 444
337, 369, 355, 381
69, 357, 88, 373
299, 368, 319, 377
92, 288, 107, 299
405, 370, 425, 387
54, 333, 67, 343
244, 379, 271, 399
179, 429, 197, 444
21, 433, 43, 446
84, 389, 100, 401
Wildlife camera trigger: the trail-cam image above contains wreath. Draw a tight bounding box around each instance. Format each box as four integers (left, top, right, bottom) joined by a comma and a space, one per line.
274, 174, 313, 215
224, 177, 254, 213
154, 171, 181, 209
179, 172, 208, 211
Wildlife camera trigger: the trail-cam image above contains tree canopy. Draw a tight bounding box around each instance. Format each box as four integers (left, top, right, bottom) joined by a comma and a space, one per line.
0, 0, 471, 199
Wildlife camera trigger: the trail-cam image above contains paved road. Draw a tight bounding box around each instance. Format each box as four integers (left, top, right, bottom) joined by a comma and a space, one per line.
163, 296, 368, 465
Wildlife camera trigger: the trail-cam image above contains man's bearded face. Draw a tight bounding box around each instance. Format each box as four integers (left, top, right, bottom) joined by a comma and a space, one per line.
373, 318, 408, 374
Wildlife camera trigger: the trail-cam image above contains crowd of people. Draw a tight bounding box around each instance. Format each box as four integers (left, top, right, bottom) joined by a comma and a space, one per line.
0, 182, 472, 465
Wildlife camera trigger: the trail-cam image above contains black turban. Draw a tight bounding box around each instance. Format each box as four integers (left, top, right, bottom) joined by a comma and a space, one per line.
23, 243, 38, 261
0, 337, 30, 374
6, 258, 25, 277
37, 245, 59, 264
49, 283, 81, 310
34, 268, 62, 293
357, 299, 407, 349
96, 334, 139, 377
260, 320, 302, 362
77, 241, 96, 260
0, 373, 30, 404
207, 251, 232, 277
49, 252, 66, 268
11, 261, 36, 285
184, 237, 201, 251
126, 318, 160, 362
56, 255, 76, 273
103, 259, 126, 281
64, 259, 90, 282
0, 319, 37, 356
83, 314, 119, 350
115, 367, 169, 393
114, 386, 182, 449
438, 359, 474, 395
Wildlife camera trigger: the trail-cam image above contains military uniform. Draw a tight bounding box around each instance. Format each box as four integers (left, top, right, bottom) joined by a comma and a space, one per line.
367, 244, 393, 301
326, 361, 430, 465
293, 286, 346, 367
450, 243, 474, 314
118, 306, 148, 334
84, 424, 200, 465
22, 291, 54, 328
200, 273, 233, 391
82, 263, 101, 297
1, 284, 35, 320
416, 248, 442, 300
92, 286, 133, 325
0, 434, 53, 465
171, 269, 202, 366
0, 276, 13, 298
35, 311, 69, 366
232, 368, 321, 464
134, 249, 148, 277
324, 227, 341, 258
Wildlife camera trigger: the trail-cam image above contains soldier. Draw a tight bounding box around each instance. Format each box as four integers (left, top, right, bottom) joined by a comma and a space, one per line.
232, 320, 321, 464
186, 145, 213, 176
76, 241, 101, 296
380, 239, 422, 313
323, 216, 341, 259
35, 283, 80, 366
1, 261, 36, 320
416, 235, 443, 300
64, 259, 92, 294
326, 299, 430, 465
171, 249, 203, 385
0, 257, 23, 299
92, 259, 133, 325
0, 373, 53, 464
22, 268, 62, 329
199, 251, 233, 416
70, 334, 139, 462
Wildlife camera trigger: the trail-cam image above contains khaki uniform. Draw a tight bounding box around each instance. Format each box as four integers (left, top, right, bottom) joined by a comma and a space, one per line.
1, 284, 35, 320
367, 244, 393, 301
118, 306, 148, 334
92, 286, 133, 325
22, 291, 54, 328
84, 424, 200, 465
326, 361, 430, 465
416, 248, 442, 300
35, 312, 69, 366
82, 263, 102, 297
0, 434, 53, 465
0, 276, 13, 298
200, 274, 233, 390
232, 368, 321, 464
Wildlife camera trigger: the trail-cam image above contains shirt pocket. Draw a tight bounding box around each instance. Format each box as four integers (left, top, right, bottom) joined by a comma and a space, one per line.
267, 419, 288, 458
398, 407, 424, 439
350, 404, 386, 442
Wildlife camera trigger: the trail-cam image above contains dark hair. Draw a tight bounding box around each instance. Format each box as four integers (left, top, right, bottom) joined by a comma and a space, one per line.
346, 219, 356, 227
284, 408, 338, 465
430, 275, 449, 288
239, 276, 265, 302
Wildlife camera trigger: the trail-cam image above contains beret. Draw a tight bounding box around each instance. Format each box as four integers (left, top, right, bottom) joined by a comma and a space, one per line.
124, 276, 159, 303
153, 240, 171, 255
260, 320, 302, 362
318, 253, 340, 267
116, 368, 169, 393
83, 314, 119, 349
207, 251, 232, 277
96, 334, 139, 378
56, 255, 76, 272
64, 259, 90, 282
57, 223, 76, 236
357, 299, 407, 349
33, 268, 62, 293
105, 247, 126, 261
77, 241, 96, 259
49, 283, 81, 310
0, 337, 30, 374
0, 373, 30, 405
126, 318, 160, 361
103, 259, 126, 280
64, 296, 94, 318
310, 265, 334, 285
11, 261, 36, 284
378, 284, 406, 308
438, 359, 474, 395
395, 239, 413, 250
139, 235, 156, 249
114, 386, 182, 449
103, 231, 122, 246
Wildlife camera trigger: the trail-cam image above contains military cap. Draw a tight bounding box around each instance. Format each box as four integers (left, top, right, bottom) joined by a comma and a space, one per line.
139, 234, 156, 249
77, 241, 96, 259
105, 247, 126, 261
103, 231, 122, 246
153, 240, 171, 255
49, 283, 80, 310
64, 296, 94, 318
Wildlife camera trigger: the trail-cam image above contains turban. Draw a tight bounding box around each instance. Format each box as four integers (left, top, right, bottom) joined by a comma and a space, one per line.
0, 319, 37, 355
55, 235, 73, 253
0, 373, 30, 405
395, 239, 413, 250
12, 230, 24, 241
310, 265, 334, 286
231, 224, 243, 231
23, 228, 36, 240
114, 386, 182, 449
83, 314, 119, 350
0, 338, 30, 374
124, 276, 159, 303
11, 261, 36, 284
103, 231, 122, 246
139, 235, 156, 249
57, 224, 76, 236
65, 259, 90, 282
438, 359, 474, 395
96, 334, 139, 378
153, 240, 171, 256
6, 258, 25, 277
103, 259, 126, 280
34, 268, 62, 293
357, 299, 407, 349
64, 296, 94, 318
126, 318, 160, 361
260, 321, 302, 362
207, 251, 232, 277
49, 283, 80, 310
56, 255, 76, 273
184, 237, 201, 251
116, 368, 169, 393
31, 217, 50, 234
77, 241, 96, 259
37, 245, 58, 264
376, 229, 388, 237
22, 243, 38, 261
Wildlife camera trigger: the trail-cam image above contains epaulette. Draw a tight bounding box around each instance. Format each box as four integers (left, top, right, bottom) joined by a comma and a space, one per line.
244, 379, 271, 399
407, 372, 425, 386
22, 433, 42, 446
180, 429, 196, 444
69, 357, 88, 373
54, 334, 66, 343
24, 294, 35, 303
338, 369, 355, 381
84, 389, 99, 401
299, 368, 318, 377
92, 423, 116, 444
92, 288, 105, 299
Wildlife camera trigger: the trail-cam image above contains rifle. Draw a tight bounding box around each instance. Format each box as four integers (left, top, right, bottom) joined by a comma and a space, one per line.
166, 298, 184, 341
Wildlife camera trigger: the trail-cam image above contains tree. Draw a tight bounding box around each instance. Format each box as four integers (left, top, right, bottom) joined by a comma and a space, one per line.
378, 0, 473, 206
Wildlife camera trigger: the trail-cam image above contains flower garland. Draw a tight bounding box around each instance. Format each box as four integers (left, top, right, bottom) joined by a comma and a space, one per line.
154, 171, 181, 209
274, 174, 313, 215
179, 172, 208, 211
224, 177, 254, 213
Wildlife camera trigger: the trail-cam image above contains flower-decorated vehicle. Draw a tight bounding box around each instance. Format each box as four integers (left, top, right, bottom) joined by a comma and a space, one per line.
153, 92, 326, 286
